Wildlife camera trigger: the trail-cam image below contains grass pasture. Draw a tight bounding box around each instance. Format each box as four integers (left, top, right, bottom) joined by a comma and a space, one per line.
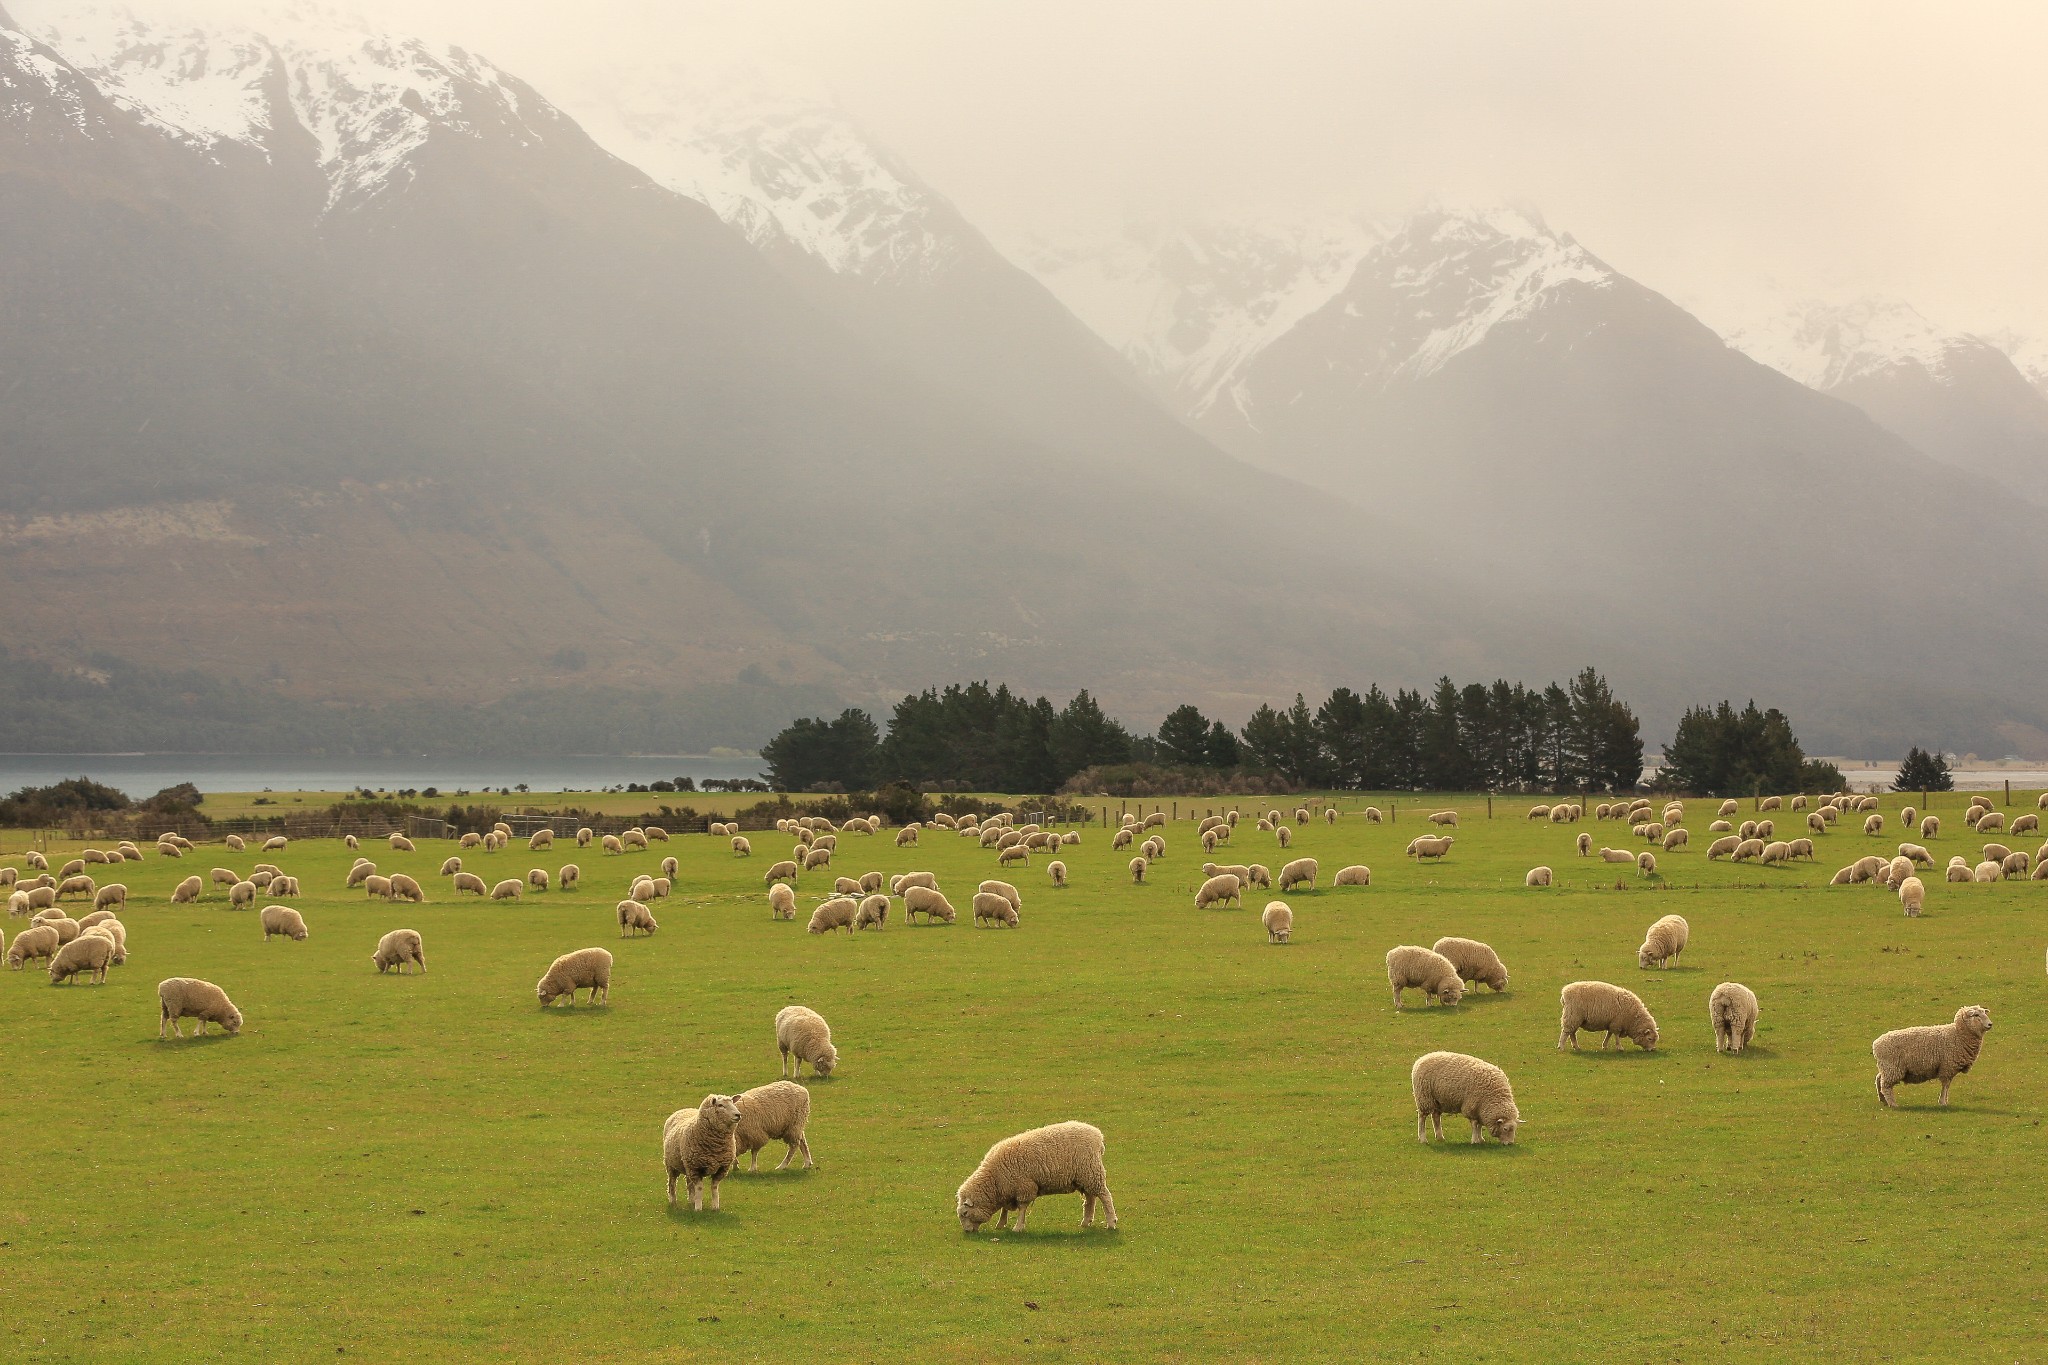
5, 792, 2047, 1362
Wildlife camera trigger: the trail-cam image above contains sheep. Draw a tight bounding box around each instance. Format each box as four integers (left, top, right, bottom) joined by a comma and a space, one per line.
1873, 1006, 1992, 1107
81, 919, 125, 964
1705, 981, 1761, 1053
1044, 859, 1068, 888
893, 871, 937, 896
807, 897, 859, 935
979, 880, 1023, 912
1411, 1051, 1521, 1145
1717, 799, 1739, 817
1261, 901, 1293, 943
91, 883, 127, 912
1978, 812, 2007, 833
1428, 810, 1460, 828
1946, 860, 1974, 883
763, 860, 800, 888
1193, 874, 1242, 910
1141, 836, 1165, 860
56, 874, 96, 901
855, 894, 889, 930
1325, 808, 1338, 826
1558, 980, 1659, 1051
1431, 936, 1508, 993
1638, 914, 1689, 968
733, 1080, 814, 1172
617, 899, 659, 937
1407, 836, 1456, 861
1333, 864, 1372, 887
223, 880, 258, 912
2004, 851, 2031, 879
58, 858, 86, 878
1277, 857, 1319, 891
833, 875, 862, 897
1662, 827, 1689, 852
1386, 945, 1466, 1009
1599, 846, 1635, 864
1528, 804, 1552, 821
221, 834, 246, 853
776, 1005, 838, 1078
171, 875, 203, 904
47, 932, 115, 985
1731, 838, 1767, 863
804, 847, 834, 871
1897, 842, 1933, 865
1274, 826, 1293, 850
24, 887, 57, 912
451, 872, 488, 896
1787, 837, 1815, 860
76, 908, 117, 930
1128, 856, 1147, 884
621, 829, 650, 851
731, 836, 753, 858
371, 928, 426, 974
345, 862, 377, 890
7, 923, 60, 969
1637, 851, 1659, 877
261, 906, 309, 941
1919, 815, 1940, 839
1973, 861, 2002, 882
1982, 842, 2012, 864
955, 1121, 1116, 1234
1754, 840, 1789, 868
261, 836, 287, 852
535, 946, 612, 1007
600, 835, 625, 856
973, 891, 1020, 927
756, 882, 795, 922
1898, 875, 1926, 917
663, 1094, 742, 1212
158, 977, 243, 1038
895, 826, 920, 848
459, 832, 482, 850
904, 886, 957, 924
2012, 813, 2040, 837
1111, 828, 1134, 852
1363, 807, 1383, 823
1708, 820, 1733, 834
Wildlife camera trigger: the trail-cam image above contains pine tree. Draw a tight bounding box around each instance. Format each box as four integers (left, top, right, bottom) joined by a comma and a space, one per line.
1893, 746, 1954, 793
1156, 705, 1214, 767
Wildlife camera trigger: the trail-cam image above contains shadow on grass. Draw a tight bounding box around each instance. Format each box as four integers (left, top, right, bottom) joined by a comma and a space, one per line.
1711, 1045, 1777, 1059
1418, 1139, 1527, 1156
1458, 990, 1514, 1006
663, 1205, 750, 1227
965, 1227, 1123, 1248
734, 1164, 816, 1179
140, 1031, 240, 1047
1559, 1046, 1664, 1060
536, 1002, 614, 1018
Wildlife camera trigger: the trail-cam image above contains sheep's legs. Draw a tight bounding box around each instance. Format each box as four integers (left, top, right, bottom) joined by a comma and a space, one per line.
687, 1175, 703, 1212
1469, 1119, 1485, 1144
1391, 988, 1403, 1011
707, 1176, 721, 1212
1013, 1200, 1033, 1232
666, 1171, 679, 1205
1939, 1079, 1952, 1105
1417, 1110, 1428, 1143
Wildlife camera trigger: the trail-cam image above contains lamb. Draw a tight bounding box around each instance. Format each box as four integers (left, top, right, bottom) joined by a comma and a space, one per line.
1385, 945, 1465, 1010
768, 884, 797, 920
1600, 846, 1636, 864
1128, 856, 1147, 884
172, 875, 203, 904
1662, 827, 1689, 852
765, 861, 800, 887
536, 946, 612, 1006
1709, 982, 1760, 1052
7, 923, 60, 969
1411, 1051, 1521, 1145
1261, 901, 1292, 943
372, 928, 426, 974
260, 906, 309, 941
1333, 864, 1372, 887
973, 891, 1020, 927
1276, 857, 1319, 892
1977, 812, 2007, 833
1407, 836, 1455, 861
451, 872, 488, 896
663, 1094, 742, 1211
807, 897, 859, 935
158, 977, 243, 1038
955, 1121, 1116, 1234
1194, 874, 1242, 910
733, 1080, 814, 1172
904, 887, 956, 924
1637, 851, 1658, 877
1558, 980, 1659, 1051
1428, 810, 1460, 827
776, 1005, 838, 1078
1873, 1006, 1992, 1107
1898, 875, 1926, 917
48, 932, 115, 984
1638, 913, 1689, 968
1864, 814, 1884, 835
1047, 859, 1067, 887
617, 899, 659, 937
855, 894, 889, 930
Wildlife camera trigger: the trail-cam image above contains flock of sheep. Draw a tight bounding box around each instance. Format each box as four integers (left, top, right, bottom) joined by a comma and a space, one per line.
6, 784, 2042, 1231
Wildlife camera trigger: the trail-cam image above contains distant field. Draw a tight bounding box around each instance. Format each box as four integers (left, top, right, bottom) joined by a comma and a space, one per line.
5, 790, 2046, 1361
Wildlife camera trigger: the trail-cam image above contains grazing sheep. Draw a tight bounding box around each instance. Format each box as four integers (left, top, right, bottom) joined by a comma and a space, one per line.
1638, 914, 1689, 968
1046, 860, 1067, 887
225, 880, 258, 911
1708, 820, 1733, 834
979, 880, 1023, 912
477, 877, 520, 903
1522, 865, 1554, 887
1363, 807, 1383, 823
1731, 838, 1767, 863
1756, 841, 1790, 867
1788, 837, 1815, 860
1873, 1006, 1992, 1107
834, 876, 862, 897
807, 897, 859, 935
893, 871, 938, 896
536, 947, 612, 1006
1274, 826, 1293, 849
1431, 936, 1508, 993
170, 875, 203, 904
1708, 982, 1759, 1052
1717, 799, 1740, 817
1897, 842, 1933, 865
1600, 846, 1635, 864
56, 874, 96, 900
1973, 861, 2002, 882
1111, 828, 1134, 852
1662, 828, 1689, 852
727, 835, 753, 858
261, 837, 287, 852
1428, 810, 1460, 828
1193, 874, 1242, 910
381, 873, 423, 904
1386, 945, 1465, 1009
1261, 901, 1292, 943
895, 826, 919, 848
157, 977, 243, 1038
1982, 842, 2013, 864
1897, 875, 1927, 917
1407, 836, 1456, 861
91, 883, 127, 912
1863, 814, 1885, 836
955, 1121, 1116, 1234
663, 1094, 742, 1212
762, 860, 801, 889
7, 923, 60, 969
371, 928, 426, 975
973, 891, 1020, 928
344, 862, 377, 890
804, 847, 834, 871
80, 919, 126, 963
261, 906, 309, 941
776, 1005, 838, 1078
48, 932, 115, 985
1945, 860, 1974, 883
1128, 856, 1147, 884
904, 886, 957, 924
2003, 851, 2030, 878
616, 899, 659, 937
1637, 851, 1658, 877
1528, 805, 1552, 821
855, 894, 889, 930
1978, 812, 2007, 834
1411, 1051, 1520, 1145
451, 872, 488, 896
767, 884, 797, 920
733, 1080, 814, 1172
2012, 813, 2040, 837
76, 908, 117, 930
1332, 864, 1372, 887
1915, 815, 1940, 840
1558, 981, 1659, 1051
24, 887, 57, 912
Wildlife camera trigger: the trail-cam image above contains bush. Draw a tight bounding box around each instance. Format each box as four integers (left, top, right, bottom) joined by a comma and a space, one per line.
1058, 763, 1292, 799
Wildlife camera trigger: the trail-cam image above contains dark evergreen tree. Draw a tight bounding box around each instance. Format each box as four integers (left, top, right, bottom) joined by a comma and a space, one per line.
1238, 703, 1294, 777
1205, 720, 1241, 769
1155, 704, 1215, 767
1315, 687, 1370, 789
1421, 676, 1472, 790
1893, 746, 1954, 793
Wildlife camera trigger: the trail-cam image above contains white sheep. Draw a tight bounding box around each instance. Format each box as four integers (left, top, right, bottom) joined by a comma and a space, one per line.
1898, 876, 1926, 917
171, 875, 203, 904
617, 899, 659, 937
7, 923, 60, 968
1638, 914, 1689, 968
1558, 981, 1659, 1051
1524, 865, 1553, 887
904, 886, 956, 924
1637, 851, 1658, 877
776, 1005, 837, 1077
1873, 1006, 1992, 1107
1128, 856, 1147, 884
767, 884, 797, 920
733, 1080, 814, 1172
955, 1121, 1116, 1233
1430, 937, 1508, 993
1332, 864, 1372, 887
663, 1094, 741, 1211
1047, 860, 1067, 887
490, 878, 523, 901
536, 947, 612, 1006
1576, 833, 1593, 857
807, 897, 858, 935
1709, 982, 1758, 1052
1406, 836, 1454, 862
972, 891, 1020, 927
1260, 901, 1292, 943
1410, 1051, 1520, 1144
49, 932, 116, 985
855, 894, 889, 930
158, 977, 243, 1038
1385, 945, 1465, 1009
372, 928, 426, 974
1194, 874, 1241, 910
261, 906, 309, 941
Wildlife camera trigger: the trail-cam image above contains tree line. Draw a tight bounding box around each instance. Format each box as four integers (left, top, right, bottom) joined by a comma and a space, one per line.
758, 668, 1649, 795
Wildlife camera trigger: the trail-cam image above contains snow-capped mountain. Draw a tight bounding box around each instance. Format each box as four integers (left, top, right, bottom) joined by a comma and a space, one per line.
1708, 293, 2048, 488
8, 0, 570, 209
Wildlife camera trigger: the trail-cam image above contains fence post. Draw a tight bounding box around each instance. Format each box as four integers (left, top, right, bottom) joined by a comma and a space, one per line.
2005, 779, 2011, 808
1486, 794, 1493, 820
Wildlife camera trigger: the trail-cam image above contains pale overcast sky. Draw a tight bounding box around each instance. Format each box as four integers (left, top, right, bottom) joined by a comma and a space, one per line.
198, 0, 2048, 334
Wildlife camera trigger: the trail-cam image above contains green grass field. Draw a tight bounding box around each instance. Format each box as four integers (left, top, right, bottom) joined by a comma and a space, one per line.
6, 792, 2046, 1362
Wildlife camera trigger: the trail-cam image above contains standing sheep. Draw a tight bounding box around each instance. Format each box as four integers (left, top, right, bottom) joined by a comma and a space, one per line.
663, 1094, 742, 1211
536, 947, 612, 1006
1047, 860, 1067, 887
1430, 937, 1508, 993
7, 923, 60, 969
617, 899, 659, 937
158, 977, 242, 1038
1898, 876, 1926, 916
1709, 982, 1759, 1052
1524, 866, 1553, 887
1873, 1006, 1992, 1107
955, 1121, 1116, 1234
1194, 874, 1242, 910
1333, 865, 1372, 887
1385, 945, 1465, 1010
767, 884, 797, 920
49, 932, 116, 985
1411, 1051, 1520, 1145
1558, 981, 1659, 1051
1277, 857, 1319, 892
854, 894, 889, 930
1576, 832, 1593, 857
1128, 856, 1147, 884
775, 1005, 838, 1078
806, 897, 858, 935
490, 879, 523, 902
1637, 851, 1658, 877
260, 906, 309, 941
372, 928, 426, 974
1261, 901, 1292, 943
904, 886, 956, 924
1638, 914, 1689, 969
171, 875, 203, 904
733, 1080, 814, 1172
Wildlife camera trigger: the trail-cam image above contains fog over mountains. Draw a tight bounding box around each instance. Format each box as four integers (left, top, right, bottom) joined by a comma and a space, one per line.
5, 1, 2046, 758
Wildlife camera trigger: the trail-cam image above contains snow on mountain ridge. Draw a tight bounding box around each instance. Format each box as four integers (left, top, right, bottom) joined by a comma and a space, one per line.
1716, 294, 1981, 391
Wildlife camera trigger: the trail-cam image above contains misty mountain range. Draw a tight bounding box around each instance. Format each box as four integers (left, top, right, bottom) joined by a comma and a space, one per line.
4, 1, 2046, 759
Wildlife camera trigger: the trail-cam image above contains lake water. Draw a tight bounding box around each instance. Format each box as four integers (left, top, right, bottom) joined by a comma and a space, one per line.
0, 754, 765, 798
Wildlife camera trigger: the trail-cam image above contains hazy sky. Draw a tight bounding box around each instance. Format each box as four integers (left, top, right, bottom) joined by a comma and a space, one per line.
215, 0, 2048, 333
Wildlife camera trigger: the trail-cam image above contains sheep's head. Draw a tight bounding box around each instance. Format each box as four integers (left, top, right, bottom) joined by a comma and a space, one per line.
222, 1007, 243, 1034
535, 981, 558, 1004
1637, 945, 1656, 969
956, 1191, 992, 1233
1956, 1006, 1992, 1036
1436, 979, 1465, 1006
812, 1046, 839, 1078
699, 1094, 741, 1130
1633, 1021, 1659, 1050
1489, 1109, 1520, 1144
